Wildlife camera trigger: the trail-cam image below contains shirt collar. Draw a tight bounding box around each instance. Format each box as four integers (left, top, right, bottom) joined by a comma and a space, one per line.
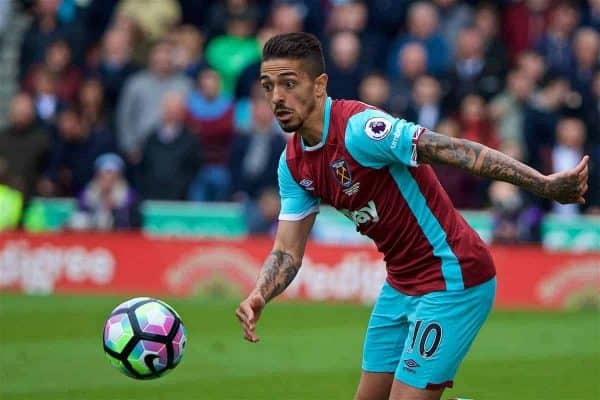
302, 96, 332, 152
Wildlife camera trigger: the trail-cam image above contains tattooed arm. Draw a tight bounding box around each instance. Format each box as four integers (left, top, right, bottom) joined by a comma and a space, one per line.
253, 250, 301, 303
417, 130, 589, 204
236, 214, 317, 342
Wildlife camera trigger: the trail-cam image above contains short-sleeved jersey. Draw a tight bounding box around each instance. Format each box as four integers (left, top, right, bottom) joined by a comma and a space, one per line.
278, 97, 496, 295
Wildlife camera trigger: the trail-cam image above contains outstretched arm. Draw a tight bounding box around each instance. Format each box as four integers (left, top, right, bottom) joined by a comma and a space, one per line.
236, 214, 316, 342
417, 130, 589, 204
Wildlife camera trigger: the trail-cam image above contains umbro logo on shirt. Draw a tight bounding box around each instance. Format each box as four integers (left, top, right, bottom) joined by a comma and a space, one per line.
299, 178, 315, 191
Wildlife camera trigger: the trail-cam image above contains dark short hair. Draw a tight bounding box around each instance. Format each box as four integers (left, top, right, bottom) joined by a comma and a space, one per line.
262, 32, 326, 78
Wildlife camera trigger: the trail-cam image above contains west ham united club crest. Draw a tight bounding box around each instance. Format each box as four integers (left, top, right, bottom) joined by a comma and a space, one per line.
330, 159, 352, 188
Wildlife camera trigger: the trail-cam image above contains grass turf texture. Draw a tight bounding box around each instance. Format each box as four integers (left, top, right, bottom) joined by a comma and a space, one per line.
0, 294, 598, 400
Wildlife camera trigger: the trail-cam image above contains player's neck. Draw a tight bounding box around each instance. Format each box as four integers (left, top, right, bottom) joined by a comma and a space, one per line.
298, 95, 328, 147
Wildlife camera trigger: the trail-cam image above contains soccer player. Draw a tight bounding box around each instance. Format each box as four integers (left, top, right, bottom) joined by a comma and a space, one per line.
235, 33, 589, 400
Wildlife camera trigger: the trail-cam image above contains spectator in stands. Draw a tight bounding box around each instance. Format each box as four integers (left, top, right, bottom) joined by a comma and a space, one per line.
91, 28, 140, 113
585, 71, 600, 150
234, 80, 263, 138
187, 67, 235, 202
140, 93, 202, 201
109, 7, 152, 66
358, 73, 392, 114
79, 77, 117, 151
489, 181, 523, 243
489, 68, 536, 154
434, 0, 473, 56
388, 1, 449, 78
431, 118, 484, 209
365, 0, 406, 39
116, 41, 192, 165
42, 107, 118, 196
19, 0, 79, 81
245, 187, 281, 235
396, 43, 427, 81
459, 93, 500, 150
327, 0, 386, 70
326, 31, 365, 100
205, 9, 261, 95
230, 95, 285, 202
29, 66, 64, 129
389, 42, 428, 117
115, 0, 181, 43
456, 94, 500, 207
516, 50, 547, 87
203, 0, 260, 40
552, 118, 587, 217
0, 93, 50, 201
582, 0, 600, 31
328, 0, 368, 32
269, 2, 305, 34
23, 39, 82, 104
474, 3, 510, 83
444, 26, 504, 111
535, 1, 580, 75
404, 75, 445, 130
502, 0, 551, 62
569, 28, 600, 103
69, 153, 138, 231
278, 0, 325, 40
235, 27, 278, 100
488, 180, 543, 243
168, 25, 207, 80
523, 74, 572, 174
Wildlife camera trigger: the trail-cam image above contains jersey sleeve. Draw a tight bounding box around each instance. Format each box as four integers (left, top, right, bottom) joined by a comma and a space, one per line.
277, 150, 320, 221
344, 108, 424, 169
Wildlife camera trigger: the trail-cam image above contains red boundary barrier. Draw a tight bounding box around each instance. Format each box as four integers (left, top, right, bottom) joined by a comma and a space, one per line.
0, 232, 598, 309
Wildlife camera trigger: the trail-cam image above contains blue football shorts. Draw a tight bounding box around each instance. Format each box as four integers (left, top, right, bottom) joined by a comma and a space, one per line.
361, 277, 496, 390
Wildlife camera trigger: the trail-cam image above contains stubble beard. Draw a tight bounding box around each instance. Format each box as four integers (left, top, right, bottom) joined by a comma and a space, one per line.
280, 118, 303, 133
279, 96, 316, 133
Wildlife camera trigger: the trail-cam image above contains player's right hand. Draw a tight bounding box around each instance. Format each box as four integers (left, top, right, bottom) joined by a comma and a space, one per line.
235, 292, 266, 343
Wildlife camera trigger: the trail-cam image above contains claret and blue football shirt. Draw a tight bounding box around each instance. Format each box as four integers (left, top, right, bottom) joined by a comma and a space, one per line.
278, 97, 496, 295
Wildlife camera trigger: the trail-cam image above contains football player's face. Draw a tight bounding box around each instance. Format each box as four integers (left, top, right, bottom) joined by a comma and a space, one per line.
259, 59, 317, 133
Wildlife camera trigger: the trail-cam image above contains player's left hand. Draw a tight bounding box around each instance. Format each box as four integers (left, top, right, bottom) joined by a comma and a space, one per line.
543, 155, 589, 204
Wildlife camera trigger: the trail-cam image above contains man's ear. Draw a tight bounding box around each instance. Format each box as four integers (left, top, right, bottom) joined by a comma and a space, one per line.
314, 73, 328, 98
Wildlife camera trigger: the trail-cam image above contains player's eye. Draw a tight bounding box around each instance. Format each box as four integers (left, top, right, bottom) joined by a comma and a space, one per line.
285, 80, 297, 89
262, 82, 273, 92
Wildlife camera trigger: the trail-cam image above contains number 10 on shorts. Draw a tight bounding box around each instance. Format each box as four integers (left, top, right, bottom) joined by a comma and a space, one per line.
407, 320, 443, 358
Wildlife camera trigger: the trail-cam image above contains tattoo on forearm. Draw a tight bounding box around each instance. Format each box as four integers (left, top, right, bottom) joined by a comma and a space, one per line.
255, 250, 300, 302
418, 131, 547, 196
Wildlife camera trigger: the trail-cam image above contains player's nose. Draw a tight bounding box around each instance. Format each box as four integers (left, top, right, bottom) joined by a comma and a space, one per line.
271, 86, 285, 104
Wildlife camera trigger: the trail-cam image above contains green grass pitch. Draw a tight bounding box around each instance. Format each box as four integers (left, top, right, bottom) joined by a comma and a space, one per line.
1, 294, 598, 400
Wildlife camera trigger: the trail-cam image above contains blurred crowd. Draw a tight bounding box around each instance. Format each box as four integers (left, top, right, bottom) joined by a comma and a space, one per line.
0, 0, 598, 241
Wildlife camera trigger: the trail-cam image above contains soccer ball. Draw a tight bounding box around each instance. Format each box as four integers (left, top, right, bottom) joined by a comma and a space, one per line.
103, 297, 187, 379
